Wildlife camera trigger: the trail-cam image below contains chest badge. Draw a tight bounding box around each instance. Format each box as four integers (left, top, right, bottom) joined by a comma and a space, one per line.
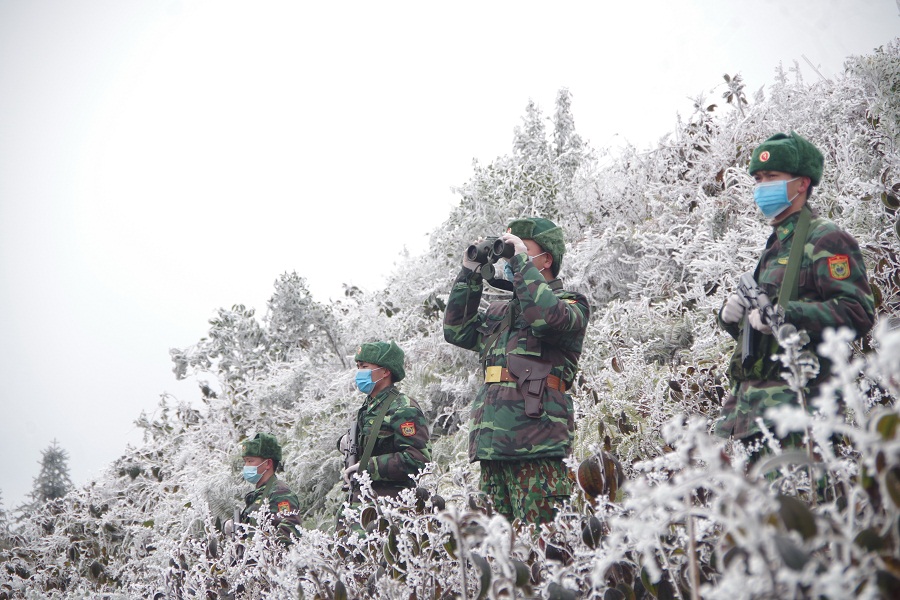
777, 257, 789, 265
400, 421, 417, 437
827, 254, 851, 280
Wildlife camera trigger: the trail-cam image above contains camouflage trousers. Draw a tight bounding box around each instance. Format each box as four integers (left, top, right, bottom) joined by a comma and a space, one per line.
745, 431, 851, 506
741, 431, 808, 468
715, 380, 824, 441
480, 458, 572, 525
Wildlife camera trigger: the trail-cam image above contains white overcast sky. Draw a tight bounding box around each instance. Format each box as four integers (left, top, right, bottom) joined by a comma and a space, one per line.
1, 0, 897, 509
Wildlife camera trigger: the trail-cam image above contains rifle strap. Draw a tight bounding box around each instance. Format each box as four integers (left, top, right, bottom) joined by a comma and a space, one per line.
482, 304, 513, 372
744, 206, 813, 377
357, 387, 399, 474
779, 205, 812, 307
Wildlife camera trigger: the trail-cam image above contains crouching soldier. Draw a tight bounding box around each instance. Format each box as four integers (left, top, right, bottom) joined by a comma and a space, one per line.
239, 432, 301, 546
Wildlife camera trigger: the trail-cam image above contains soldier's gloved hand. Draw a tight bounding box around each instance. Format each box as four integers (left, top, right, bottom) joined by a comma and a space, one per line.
720, 294, 747, 324
342, 462, 359, 485
223, 519, 234, 537
462, 239, 482, 271
500, 232, 528, 256
748, 308, 773, 334
337, 433, 349, 453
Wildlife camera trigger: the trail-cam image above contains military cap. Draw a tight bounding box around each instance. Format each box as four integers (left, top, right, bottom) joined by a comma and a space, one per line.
749, 131, 824, 185
241, 433, 282, 462
355, 340, 406, 381
507, 217, 565, 276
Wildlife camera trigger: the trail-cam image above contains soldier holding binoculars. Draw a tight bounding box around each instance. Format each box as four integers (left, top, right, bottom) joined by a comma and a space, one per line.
443, 217, 590, 525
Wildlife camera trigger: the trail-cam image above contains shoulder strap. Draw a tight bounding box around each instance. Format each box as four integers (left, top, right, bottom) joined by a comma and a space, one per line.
482, 305, 512, 365
357, 387, 399, 472
779, 206, 812, 307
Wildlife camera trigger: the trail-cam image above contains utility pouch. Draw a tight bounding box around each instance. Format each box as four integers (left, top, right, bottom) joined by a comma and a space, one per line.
507, 354, 552, 418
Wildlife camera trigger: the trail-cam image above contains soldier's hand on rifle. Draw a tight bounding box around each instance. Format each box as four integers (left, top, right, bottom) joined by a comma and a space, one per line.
223, 519, 234, 537
342, 462, 359, 485
721, 293, 747, 324
337, 433, 349, 454
500, 232, 528, 256
748, 308, 773, 334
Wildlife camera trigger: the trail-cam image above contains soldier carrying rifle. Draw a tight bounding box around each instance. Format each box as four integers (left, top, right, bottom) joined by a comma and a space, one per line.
716, 132, 876, 459
337, 341, 432, 512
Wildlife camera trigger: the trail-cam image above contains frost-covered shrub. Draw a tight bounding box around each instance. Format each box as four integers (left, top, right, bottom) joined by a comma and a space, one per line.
3, 41, 899, 599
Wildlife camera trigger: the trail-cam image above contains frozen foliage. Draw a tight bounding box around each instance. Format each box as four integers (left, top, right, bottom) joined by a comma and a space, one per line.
29, 440, 74, 505
2, 42, 900, 599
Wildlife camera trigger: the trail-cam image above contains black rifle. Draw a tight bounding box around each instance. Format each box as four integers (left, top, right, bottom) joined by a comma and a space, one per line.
343, 419, 358, 469
736, 271, 785, 369
342, 419, 359, 500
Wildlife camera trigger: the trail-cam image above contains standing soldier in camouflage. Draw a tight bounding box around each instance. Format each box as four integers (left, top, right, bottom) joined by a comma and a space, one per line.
340, 341, 432, 500
716, 132, 875, 456
239, 432, 302, 545
443, 217, 590, 525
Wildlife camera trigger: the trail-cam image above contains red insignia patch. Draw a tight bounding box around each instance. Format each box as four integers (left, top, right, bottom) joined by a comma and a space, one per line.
827, 254, 851, 280
400, 421, 416, 437
759, 150, 770, 162
277, 501, 291, 513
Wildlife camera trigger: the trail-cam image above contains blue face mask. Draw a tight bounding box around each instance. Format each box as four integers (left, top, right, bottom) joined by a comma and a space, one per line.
355, 368, 386, 394
242, 461, 267, 484
503, 252, 548, 281
753, 178, 799, 219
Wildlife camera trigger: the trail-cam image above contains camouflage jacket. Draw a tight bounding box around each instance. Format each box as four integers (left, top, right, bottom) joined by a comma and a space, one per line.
240, 474, 301, 545
716, 208, 875, 439
443, 252, 591, 462
354, 386, 431, 496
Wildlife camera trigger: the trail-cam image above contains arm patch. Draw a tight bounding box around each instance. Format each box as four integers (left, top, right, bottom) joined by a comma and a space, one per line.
827, 254, 850, 280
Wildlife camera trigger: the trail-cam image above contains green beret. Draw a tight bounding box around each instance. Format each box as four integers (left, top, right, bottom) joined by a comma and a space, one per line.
507, 217, 565, 276
241, 433, 282, 462
354, 340, 406, 382
748, 131, 824, 185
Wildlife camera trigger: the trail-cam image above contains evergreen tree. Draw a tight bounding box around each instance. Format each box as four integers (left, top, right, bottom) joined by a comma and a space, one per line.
0, 491, 10, 547
30, 439, 73, 504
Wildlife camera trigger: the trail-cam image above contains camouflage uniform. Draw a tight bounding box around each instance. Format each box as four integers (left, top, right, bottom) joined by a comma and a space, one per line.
240, 474, 301, 545
716, 209, 876, 440
443, 248, 590, 524
353, 385, 431, 497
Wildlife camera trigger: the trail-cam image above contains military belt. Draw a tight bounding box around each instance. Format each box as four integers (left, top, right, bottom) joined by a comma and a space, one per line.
484, 366, 567, 392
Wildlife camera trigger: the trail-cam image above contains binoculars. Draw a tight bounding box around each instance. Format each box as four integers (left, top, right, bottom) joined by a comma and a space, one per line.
466, 237, 516, 265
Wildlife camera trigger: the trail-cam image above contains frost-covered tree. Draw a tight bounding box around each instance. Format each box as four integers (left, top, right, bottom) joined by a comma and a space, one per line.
2, 40, 899, 600
0, 491, 11, 548
170, 271, 347, 396
30, 440, 73, 504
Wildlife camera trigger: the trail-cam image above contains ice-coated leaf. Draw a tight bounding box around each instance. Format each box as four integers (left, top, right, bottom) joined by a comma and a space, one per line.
777, 494, 817, 541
